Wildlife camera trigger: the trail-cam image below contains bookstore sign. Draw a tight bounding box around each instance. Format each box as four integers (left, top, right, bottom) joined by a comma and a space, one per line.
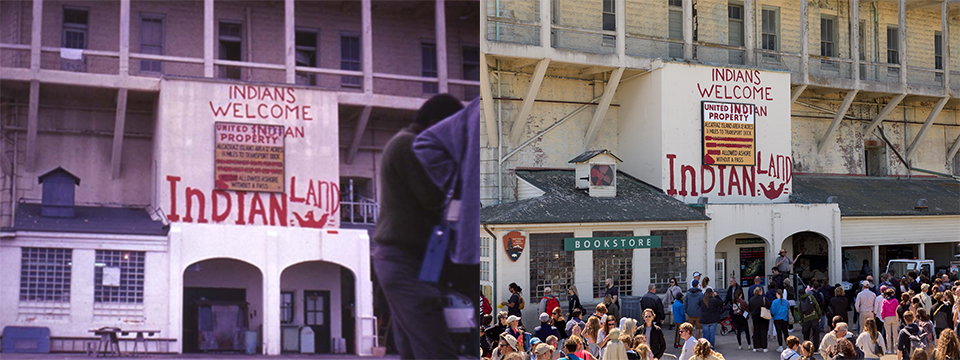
564, 236, 661, 251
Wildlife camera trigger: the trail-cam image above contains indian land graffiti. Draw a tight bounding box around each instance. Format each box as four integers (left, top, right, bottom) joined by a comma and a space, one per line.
165, 175, 339, 228
666, 151, 792, 200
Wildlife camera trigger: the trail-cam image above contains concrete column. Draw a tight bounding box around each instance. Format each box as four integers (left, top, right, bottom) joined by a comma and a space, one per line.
111, 89, 128, 179
204, 0, 214, 77
167, 226, 184, 353
634, 228, 651, 296
682, 0, 693, 60
30, 0, 42, 73
943, 1, 950, 91
435, 0, 448, 93
540, 0, 550, 48
919, 243, 926, 260
356, 231, 374, 356
898, 0, 906, 85
263, 231, 281, 355
872, 245, 880, 281
615, 0, 626, 59
119, 0, 131, 77
831, 207, 842, 286
26, 80, 39, 173
771, 208, 781, 272
284, 0, 295, 84
361, 0, 373, 94
800, 0, 809, 80
744, 0, 755, 65
573, 228, 593, 304
850, 0, 860, 82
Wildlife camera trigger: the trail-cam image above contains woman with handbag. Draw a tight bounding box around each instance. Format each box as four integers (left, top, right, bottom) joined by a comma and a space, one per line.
855, 317, 886, 359
732, 288, 752, 350
749, 286, 771, 352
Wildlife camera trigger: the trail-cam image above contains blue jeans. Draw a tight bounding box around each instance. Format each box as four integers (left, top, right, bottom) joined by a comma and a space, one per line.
703, 323, 718, 347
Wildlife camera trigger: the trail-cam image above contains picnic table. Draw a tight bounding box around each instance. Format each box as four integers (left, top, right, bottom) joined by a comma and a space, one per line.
88, 328, 161, 357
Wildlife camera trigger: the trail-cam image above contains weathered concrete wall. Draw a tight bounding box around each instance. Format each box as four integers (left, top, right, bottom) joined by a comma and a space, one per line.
790, 98, 960, 176
479, 63, 620, 206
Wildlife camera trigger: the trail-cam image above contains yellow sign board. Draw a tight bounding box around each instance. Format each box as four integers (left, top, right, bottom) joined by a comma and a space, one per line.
214, 122, 285, 192
701, 101, 756, 166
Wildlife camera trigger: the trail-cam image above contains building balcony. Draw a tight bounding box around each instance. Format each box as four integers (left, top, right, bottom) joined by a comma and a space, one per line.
0, 0, 481, 105
482, 0, 958, 98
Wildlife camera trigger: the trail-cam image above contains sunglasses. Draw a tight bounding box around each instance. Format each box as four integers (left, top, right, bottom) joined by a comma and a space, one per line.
680, 329, 690, 333
643, 315, 653, 318
500, 343, 509, 348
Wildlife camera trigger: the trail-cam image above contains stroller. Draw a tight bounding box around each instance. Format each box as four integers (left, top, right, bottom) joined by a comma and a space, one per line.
718, 305, 734, 336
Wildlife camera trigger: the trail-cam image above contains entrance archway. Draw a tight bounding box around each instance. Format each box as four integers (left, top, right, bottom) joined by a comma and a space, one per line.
182, 258, 263, 353
279, 261, 356, 354
787, 231, 830, 287
714, 233, 770, 288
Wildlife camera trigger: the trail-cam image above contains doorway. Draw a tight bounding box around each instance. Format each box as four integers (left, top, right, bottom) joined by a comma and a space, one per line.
304, 290, 331, 353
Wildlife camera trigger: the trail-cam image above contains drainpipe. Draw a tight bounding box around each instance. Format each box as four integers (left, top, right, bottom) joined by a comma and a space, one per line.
484, 224, 498, 307
497, 60, 503, 204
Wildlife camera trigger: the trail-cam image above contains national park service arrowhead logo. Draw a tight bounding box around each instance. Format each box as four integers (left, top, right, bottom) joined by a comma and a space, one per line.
503, 231, 526, 262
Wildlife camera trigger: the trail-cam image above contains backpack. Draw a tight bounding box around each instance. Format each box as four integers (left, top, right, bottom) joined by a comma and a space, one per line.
799, 296, 816, 317
543, 296, 560, 315
518, 295, 525, 310
900, 327, 928, 356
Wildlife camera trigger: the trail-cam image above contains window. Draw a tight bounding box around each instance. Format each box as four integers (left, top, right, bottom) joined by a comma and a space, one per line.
296, 29, 319, 86
935, 32, 944, 84
529, 233, 575, 302
422, 42, 438, 95
218, 21, 243, 80
462, 46, 480, 100
602, 0, 616, 46
668, 2, 683, 59
650, 230, 687, 292
281, 291, 294, 324
63, 7, 89, 49
94, 250, 145, 303
140, 15, 164, 73
20, 248, 72, 302
820, 16, 838, 71
761, 7, 779, 61
728, 4, 744, 64
887, 26, 899, 77
864, 143, 887, 176
341, 34, 362, 88
592, 231, 633, 298
480, 236, 491, 282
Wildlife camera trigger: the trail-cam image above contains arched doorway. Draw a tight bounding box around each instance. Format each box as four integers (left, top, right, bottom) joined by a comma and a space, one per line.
279, 261, 356, 354
182, 258, 263, 353
787, 231, 830, 287
715, 233, 770, 288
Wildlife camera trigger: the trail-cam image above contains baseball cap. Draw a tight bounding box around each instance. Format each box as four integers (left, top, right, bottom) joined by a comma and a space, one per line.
502, 334, 519, 351
535, 343, 556, 355
540, 312, 550, 323
693, 272, 701, 277
691, 279, 700, 288
507, 315, 521, 324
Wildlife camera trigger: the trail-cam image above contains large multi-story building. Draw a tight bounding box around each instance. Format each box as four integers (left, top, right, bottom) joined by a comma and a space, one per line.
0, 0, 478, 355
479, 0, 959, 326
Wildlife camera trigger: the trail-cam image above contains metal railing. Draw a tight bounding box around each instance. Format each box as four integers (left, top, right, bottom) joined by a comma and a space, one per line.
809, 55, 854, 79
856, 61, 901, 84
340, 200, 378, 225
693, 42, 747, 66
551, 24, 617, 55
755, 49, 802, 73
906, 66, 946, 88
625, 33, 683, 60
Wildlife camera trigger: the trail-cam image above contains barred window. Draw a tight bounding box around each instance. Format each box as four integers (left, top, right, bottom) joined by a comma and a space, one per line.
650, 230, 688, 292
593, 231, 634, 298
20, 248, 73, 302
94, 250, 145, 303
529, 233, 575, 302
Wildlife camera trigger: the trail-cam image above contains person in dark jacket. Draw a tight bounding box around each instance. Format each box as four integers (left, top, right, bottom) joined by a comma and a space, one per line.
568, 286, 584, 317
725, 277, 743, 306
685, 280, 705, 338
637, 308, 666, 359
700, 288, 724, 347
534, 312, 561, 343
931, 293, 953, 337
750, 286, 771, 352
640, 284, 665, 325
898, 311, 923, 360
829, 286, 850, 330
373, 94, 464, 360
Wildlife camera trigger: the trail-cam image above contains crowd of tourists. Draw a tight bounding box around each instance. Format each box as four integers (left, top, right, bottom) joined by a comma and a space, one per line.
479, 251, 960, 360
